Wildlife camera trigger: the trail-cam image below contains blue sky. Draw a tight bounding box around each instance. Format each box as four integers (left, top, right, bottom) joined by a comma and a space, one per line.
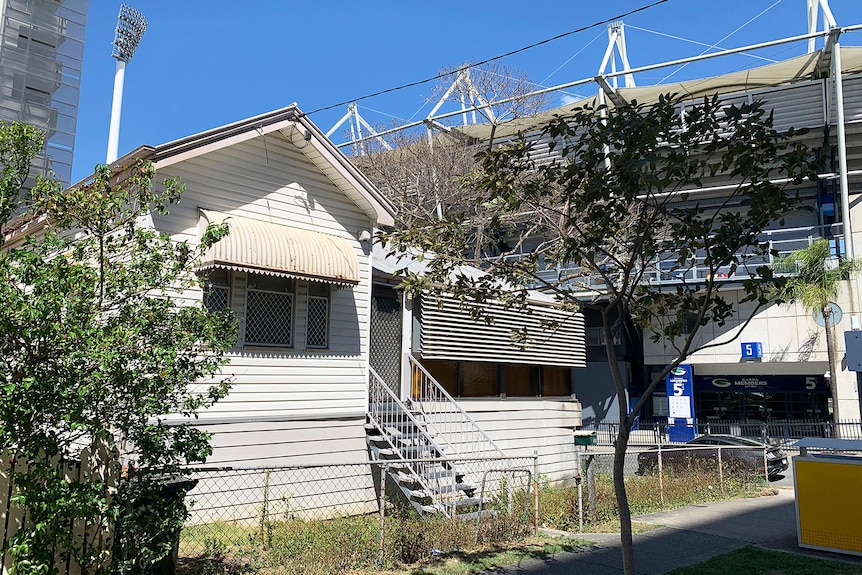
71, 0, 862, 182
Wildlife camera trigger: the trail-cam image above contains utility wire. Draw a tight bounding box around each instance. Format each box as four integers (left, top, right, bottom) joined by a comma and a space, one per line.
304, 0, 670, 117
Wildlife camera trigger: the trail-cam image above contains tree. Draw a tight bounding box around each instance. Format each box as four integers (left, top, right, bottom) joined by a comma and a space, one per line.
775, 238, 860, 423
356, 129, 481, 227
0, 121, 236, 574
356, 63, 549, 228
382, 94, 821, 575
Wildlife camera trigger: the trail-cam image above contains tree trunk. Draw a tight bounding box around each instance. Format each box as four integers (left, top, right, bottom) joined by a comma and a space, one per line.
604, 307, 637, 575
614, 423, 635, 574
823, 308, 840, 424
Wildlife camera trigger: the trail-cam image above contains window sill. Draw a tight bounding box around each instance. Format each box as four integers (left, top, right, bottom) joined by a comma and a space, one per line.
243, 345, 295, 353
241, 346, 332, 354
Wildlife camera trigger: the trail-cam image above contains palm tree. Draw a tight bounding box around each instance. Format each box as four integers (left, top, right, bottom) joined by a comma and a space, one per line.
776, 239, 860, 422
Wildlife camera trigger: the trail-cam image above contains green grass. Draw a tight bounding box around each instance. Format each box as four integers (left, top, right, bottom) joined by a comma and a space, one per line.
537, 466, 767, 532
667, 545, 862, 574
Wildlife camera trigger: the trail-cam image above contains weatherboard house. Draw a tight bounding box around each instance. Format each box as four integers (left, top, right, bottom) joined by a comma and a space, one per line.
31, 105, 587, 518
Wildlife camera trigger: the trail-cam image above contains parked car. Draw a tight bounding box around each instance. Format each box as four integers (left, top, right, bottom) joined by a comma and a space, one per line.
636, 434, 789, 478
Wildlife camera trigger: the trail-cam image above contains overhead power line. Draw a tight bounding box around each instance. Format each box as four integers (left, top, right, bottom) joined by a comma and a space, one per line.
304, 0, 670, 117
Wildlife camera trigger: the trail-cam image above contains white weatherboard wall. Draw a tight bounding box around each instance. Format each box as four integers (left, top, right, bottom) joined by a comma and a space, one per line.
150, 132, 376, 467
459, 399, 582, 481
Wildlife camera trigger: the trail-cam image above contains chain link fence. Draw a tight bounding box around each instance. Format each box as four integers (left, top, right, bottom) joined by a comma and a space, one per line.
178, 456, 536, 574
174, 436, 788, 573
539, 444, 779, 532
585, 419, 862, 447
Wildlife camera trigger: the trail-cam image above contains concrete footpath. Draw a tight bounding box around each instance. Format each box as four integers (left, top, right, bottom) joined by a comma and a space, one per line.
482, 488, 862, 574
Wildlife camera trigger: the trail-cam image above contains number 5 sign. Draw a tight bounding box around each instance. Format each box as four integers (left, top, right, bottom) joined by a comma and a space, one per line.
666, 364, 694, 419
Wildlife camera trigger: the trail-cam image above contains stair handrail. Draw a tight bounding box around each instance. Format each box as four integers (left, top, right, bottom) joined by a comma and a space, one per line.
408, 354, 509, 463
369, 366, 465, 516
368, 366, 458, 459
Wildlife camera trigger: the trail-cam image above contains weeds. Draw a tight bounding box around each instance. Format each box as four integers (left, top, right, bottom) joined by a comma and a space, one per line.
179, 507, 530, 575
537, 467, 767, 532
178, 468, 767, 574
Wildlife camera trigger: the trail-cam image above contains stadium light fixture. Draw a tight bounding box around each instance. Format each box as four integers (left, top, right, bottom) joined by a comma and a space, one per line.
106, 4, 147, 163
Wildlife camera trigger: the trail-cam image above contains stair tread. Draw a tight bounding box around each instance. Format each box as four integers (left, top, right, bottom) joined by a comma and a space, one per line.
431, 482, 475, 495
392, 471, 420, 484
393, 431, 437, 439
453, 496, 484, 507
421, 469, 465, 480
456, 509, 498, 521
420, 504, 446, 514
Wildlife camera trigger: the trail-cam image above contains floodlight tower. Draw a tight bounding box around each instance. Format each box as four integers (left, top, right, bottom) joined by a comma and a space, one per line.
106, 4, 147, 164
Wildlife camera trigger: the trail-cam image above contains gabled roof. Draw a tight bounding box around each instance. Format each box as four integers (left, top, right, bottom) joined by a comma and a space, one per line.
106, 104, 396, 227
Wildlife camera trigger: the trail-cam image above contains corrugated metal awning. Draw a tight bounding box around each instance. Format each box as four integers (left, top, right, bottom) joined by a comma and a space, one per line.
199, 210, 359, 287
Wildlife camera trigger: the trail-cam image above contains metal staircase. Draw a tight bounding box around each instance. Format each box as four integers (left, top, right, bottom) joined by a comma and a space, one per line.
366, 358, 511, 519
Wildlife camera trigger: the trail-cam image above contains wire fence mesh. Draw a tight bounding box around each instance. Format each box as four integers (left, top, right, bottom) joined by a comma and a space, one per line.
583, 419, 862, 447
178, 457, 537, 574
540, 444, 781, 532
173, 425, 797, 574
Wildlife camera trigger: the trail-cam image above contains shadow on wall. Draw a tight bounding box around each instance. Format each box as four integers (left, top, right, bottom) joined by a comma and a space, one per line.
574, 361, 629, 426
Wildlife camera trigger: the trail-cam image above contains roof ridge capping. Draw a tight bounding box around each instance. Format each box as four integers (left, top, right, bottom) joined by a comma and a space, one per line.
152, 103, 302, 162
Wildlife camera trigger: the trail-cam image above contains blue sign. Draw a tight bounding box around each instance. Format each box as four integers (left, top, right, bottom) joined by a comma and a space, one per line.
666, 364, 694, 414
741, 342, 763, 359
666, 364, 695, 441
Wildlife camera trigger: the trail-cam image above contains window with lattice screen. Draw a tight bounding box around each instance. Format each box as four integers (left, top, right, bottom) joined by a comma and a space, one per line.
306, 282, 330, 349
245, 274, 295, 347
203, 269, 230, 312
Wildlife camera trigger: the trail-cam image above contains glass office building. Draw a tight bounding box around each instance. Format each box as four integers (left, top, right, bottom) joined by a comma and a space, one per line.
0, 0, 88, 188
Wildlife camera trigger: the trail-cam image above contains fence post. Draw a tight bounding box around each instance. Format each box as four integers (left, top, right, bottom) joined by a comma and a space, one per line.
718, 447, 724, 491
657, 442, 664, 505
260, 469, 271, 549
586, 454, 596, 524
379, 463, 387, 565
575, 447, 583, 531
533, 450, 539, 537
